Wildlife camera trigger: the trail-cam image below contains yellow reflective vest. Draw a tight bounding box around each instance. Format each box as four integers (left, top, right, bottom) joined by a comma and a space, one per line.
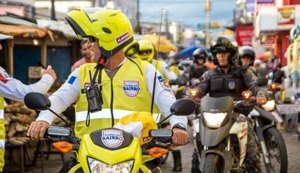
0, 97, 5, 172
75, 59, 159, 139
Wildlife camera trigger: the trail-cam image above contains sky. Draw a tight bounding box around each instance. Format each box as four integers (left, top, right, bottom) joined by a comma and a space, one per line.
139, 0, 236, 29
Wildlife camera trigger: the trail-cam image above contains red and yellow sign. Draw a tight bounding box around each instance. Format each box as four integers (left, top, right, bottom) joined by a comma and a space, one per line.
278, 6, 295, 29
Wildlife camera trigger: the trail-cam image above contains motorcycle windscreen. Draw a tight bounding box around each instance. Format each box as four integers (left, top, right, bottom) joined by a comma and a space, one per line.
200, 95, 234, 112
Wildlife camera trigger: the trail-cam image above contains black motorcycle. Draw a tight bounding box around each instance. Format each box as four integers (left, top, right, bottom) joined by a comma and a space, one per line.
192, 92, 260, 173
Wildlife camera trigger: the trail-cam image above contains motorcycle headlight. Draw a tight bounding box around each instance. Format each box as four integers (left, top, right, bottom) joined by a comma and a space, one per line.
261, 99, 276, 111
87, 157, 134, 173
203, 112, 227, 128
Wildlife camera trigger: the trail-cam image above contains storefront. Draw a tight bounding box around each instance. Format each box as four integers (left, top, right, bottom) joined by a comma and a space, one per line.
255, 5, 300, 66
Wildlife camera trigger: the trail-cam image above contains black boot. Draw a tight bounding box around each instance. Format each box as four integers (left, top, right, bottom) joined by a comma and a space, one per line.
172, 150, 182, 172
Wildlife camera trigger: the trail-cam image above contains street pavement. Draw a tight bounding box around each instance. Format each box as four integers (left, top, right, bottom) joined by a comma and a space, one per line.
4, 127, 300, 173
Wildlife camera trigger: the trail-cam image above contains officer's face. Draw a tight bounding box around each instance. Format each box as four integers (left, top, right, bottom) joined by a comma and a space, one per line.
241, 56, 251, 66
216, 52, 230, 66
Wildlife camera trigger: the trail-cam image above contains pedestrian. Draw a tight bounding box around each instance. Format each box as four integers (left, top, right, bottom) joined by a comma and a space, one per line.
26, 9, 189, 172
0, 40, 56, 172
71, 38, 94, 72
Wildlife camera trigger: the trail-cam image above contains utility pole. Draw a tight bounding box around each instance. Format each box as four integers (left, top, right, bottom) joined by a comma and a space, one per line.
50, 0, 56, 20
165, 11, 170, 40
135, 0, 142, 34
205, 0, 211, 47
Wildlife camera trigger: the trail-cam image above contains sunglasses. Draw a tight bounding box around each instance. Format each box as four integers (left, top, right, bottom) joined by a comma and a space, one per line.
138, 49, 152, 55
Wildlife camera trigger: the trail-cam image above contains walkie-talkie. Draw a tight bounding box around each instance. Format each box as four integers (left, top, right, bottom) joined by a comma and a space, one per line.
84, 70, 102, 112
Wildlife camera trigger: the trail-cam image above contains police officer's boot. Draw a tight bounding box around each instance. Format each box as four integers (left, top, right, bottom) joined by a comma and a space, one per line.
172, 150, 182, 172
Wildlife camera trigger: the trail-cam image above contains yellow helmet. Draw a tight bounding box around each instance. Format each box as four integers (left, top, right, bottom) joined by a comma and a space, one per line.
123, 39, 139, 58
66, 9, 134, 59
136, 39, 155, 62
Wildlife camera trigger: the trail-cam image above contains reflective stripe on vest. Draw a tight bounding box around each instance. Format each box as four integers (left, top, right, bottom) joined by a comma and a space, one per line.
0, 96, 5, 171
76, 109, 161, 123
76, 109, 136, 122
0, 110, 3, 119
75, 60, 160, 139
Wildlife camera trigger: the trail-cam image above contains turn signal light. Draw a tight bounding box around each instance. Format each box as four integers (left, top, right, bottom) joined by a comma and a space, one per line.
148, 147, 169, 158
271, 83, 277, 90
52, 141, 73, 153
242, 91, 253, 100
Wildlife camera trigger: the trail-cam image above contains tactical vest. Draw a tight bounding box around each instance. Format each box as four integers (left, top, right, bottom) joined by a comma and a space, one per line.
208, 67, 247, 99
75, 60, 159, 139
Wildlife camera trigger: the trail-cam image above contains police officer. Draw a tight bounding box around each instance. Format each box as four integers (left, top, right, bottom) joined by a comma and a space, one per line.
189, 48, 209, 79
26, 9, 188, 172
191, 36, 267, 172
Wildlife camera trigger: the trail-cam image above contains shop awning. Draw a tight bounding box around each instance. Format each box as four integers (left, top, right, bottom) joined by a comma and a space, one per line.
0, 33, 13, 40
144, 34, 178, 53
0, 24, 54, 41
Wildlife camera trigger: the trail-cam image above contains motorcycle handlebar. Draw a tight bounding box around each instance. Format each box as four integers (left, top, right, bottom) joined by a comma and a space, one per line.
45, 126, 72, 138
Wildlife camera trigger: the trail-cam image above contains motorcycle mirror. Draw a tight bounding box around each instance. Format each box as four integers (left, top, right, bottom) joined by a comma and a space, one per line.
170, 98, 196, 115
157, 98, 196, 126
24, 92, 69, 127
256, 77, 268, 86
24, 92, 51, 110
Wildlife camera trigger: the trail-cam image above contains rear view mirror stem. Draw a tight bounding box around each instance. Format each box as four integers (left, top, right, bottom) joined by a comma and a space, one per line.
157, 113, 174, 127
47, 107, 69, 127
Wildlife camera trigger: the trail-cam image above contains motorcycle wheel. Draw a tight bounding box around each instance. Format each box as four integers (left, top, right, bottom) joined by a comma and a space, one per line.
263, 127, 288, 173
203, 154, 223, 173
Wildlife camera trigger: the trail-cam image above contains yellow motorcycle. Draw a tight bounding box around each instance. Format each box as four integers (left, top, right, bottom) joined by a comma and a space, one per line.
24, 93, 195, 173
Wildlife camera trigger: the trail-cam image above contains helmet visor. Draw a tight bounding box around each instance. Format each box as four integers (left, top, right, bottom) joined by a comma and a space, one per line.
213, 46, 227, 53
138, 49, 152, 56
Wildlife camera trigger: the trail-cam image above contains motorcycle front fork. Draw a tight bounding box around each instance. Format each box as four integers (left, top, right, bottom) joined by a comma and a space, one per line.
254, 120, 271, 165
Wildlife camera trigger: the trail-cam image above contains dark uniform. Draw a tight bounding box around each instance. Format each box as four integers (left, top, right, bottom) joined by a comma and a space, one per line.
191, 36, 265, 173
198, 65, 268, 99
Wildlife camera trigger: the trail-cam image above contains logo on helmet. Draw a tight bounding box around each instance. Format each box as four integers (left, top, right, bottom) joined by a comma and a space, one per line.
116, 32, 130, 44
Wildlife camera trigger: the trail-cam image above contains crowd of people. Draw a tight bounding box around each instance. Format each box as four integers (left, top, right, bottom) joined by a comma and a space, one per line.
0, 7, 297, 173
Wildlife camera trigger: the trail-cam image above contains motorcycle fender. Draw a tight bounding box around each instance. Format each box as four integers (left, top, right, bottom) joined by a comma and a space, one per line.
255, 106, 278, 122
229, 115, 248, 164
68, 163, 82, 173
192, 118, 199, 137
200, 117, 233, 147
261, 124, 276, 133
200, 149, 232, 173
140, 165, 152, 173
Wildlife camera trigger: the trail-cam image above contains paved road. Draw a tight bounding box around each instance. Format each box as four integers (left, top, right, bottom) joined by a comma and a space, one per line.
161, 128, 300, 173
4, 128, 300, 173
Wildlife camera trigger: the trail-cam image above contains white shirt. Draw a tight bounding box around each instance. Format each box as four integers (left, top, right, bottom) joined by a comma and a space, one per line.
0, 66, 54, 102
37, 58, 187, 128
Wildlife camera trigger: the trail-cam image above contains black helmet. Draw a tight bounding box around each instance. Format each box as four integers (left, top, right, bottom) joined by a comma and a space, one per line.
210, 36, 238, 65
192, 48, 208, 64
238, 46, 255, 66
